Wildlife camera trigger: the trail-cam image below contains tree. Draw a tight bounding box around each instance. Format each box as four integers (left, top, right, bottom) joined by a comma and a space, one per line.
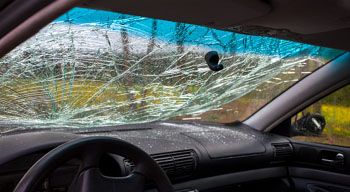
119, 14, 137, 111
146, 19, 158, 54
141, 19, 158, 107
175, 22, 186, 54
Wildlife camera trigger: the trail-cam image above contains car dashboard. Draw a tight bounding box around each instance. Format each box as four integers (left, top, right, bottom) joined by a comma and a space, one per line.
0, 121, 293, 192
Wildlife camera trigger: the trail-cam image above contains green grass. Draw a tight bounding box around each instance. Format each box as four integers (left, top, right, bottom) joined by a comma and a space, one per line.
322, 104, 350, 137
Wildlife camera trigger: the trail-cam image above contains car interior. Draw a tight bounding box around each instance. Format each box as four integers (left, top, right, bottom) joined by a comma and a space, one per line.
0, 0, 350, 192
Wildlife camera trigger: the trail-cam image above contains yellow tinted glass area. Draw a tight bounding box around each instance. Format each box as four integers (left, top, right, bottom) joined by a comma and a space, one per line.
293, 85, 350, 147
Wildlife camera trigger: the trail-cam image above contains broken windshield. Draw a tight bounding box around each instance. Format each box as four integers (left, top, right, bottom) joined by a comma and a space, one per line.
0, 8, 344, 129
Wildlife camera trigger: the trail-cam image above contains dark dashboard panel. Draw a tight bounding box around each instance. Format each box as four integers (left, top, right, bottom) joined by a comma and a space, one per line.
182, 130, 266, 158
0, 121, 292, 191
0, 121, 289, 162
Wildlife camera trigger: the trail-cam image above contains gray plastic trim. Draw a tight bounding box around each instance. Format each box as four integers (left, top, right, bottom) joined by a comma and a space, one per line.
289, 167, 350, 186
146, 167, 287, 192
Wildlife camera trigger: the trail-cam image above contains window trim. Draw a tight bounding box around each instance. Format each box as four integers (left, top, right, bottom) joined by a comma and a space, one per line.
244, 52, 350, 132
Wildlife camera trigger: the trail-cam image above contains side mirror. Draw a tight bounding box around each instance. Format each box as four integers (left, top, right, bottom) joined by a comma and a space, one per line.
292, 113, 326, 136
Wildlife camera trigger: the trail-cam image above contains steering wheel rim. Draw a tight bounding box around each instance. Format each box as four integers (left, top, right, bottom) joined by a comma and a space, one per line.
13, 136, 174, 192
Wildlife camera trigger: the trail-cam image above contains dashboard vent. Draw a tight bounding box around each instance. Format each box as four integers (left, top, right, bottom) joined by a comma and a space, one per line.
272, 143, 293, 160
124, 150, 198, 179
151, 150, 198, 178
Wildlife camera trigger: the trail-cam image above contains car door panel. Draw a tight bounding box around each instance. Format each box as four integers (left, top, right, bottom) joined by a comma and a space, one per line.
290, 141, 350, 192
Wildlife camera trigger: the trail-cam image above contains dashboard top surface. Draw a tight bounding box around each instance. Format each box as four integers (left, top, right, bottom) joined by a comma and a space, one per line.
0, 121, 289, 170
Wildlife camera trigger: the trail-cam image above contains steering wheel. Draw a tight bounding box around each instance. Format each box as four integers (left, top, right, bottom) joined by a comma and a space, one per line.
13, 136, 174, 192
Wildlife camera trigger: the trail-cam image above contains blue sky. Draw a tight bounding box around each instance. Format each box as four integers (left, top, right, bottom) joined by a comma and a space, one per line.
55, 8, 343, 59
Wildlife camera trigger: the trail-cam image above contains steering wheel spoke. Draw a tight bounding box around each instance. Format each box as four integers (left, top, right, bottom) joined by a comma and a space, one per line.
70, 168, 145, 192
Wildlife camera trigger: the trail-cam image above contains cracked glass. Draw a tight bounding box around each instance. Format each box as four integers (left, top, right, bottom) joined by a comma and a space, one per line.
0, 8, 344, 129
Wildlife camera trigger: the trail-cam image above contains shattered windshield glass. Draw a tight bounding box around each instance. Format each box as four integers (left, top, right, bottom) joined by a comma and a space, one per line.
0, 8, 344, 129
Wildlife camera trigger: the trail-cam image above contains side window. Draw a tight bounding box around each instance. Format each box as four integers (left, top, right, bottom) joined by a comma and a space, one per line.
292, 85, 350, 147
